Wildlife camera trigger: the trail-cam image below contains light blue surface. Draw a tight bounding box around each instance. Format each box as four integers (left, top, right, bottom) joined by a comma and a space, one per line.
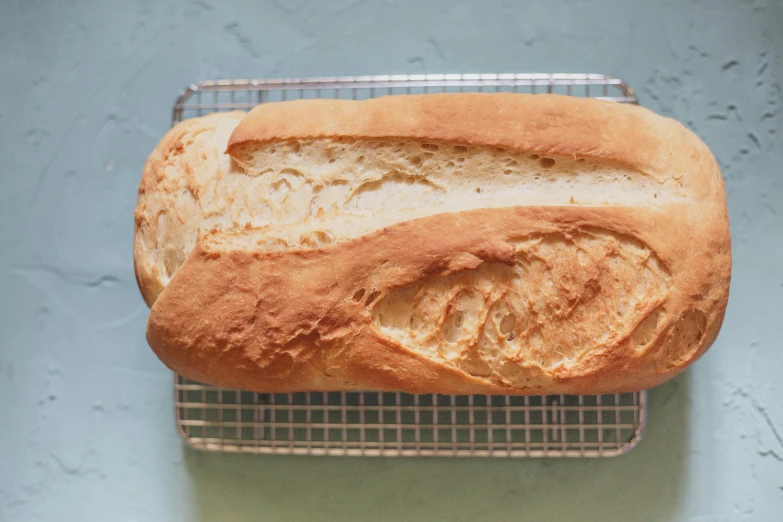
1, 0, 782, 520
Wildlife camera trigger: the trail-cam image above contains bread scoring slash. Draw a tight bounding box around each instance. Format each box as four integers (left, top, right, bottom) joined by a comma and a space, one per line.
134, 93, 731, 395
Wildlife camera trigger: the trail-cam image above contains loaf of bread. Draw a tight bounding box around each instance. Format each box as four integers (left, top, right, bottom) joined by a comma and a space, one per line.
134, 93, 731, 395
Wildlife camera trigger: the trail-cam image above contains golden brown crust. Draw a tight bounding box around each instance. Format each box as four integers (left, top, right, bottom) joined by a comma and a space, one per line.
228, 93, 725, 202
147, 203, 730, 394
139, 93, 731, 394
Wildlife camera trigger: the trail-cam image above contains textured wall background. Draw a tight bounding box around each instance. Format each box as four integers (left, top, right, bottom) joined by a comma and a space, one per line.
1, 0, 781, 520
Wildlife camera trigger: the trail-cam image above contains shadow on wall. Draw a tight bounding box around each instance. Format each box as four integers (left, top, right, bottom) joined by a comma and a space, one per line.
183, 374, 690, 522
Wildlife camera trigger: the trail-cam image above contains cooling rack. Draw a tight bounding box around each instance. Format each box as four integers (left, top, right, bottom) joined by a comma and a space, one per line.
172, 73, 646, 457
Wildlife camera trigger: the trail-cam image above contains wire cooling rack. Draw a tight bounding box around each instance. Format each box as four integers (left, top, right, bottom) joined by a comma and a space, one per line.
171, 73, 646, 457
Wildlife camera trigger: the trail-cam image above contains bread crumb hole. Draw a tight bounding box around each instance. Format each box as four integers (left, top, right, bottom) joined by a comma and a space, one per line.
329, 158, 336, 163
352, 289, 366, 302
300, 231, 332, 248
539, 157, 556, 168
409, 156, 423, 167
499, 313, 517, 339
661, 309, 707, 367
453, 145, 468, 153
529, 154, 540, 160
259, 237, 289, 251
421, 143, 439, 151
357, 155, 365, 163
633, 308, 665, 347
290, 141, 301, 153
365, 290, 381, 306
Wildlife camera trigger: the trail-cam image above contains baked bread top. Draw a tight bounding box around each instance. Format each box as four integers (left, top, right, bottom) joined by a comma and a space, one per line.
134, 93, 731, 394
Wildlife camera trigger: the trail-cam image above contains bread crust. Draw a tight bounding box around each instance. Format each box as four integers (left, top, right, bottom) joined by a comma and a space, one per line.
139, 94, 731, 394
228, 93, 725, 202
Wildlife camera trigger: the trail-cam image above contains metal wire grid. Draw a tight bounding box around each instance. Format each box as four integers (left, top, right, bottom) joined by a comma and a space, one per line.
176, 377, 645, 457
173, 73, 637, 123
171, 73, 646, 457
